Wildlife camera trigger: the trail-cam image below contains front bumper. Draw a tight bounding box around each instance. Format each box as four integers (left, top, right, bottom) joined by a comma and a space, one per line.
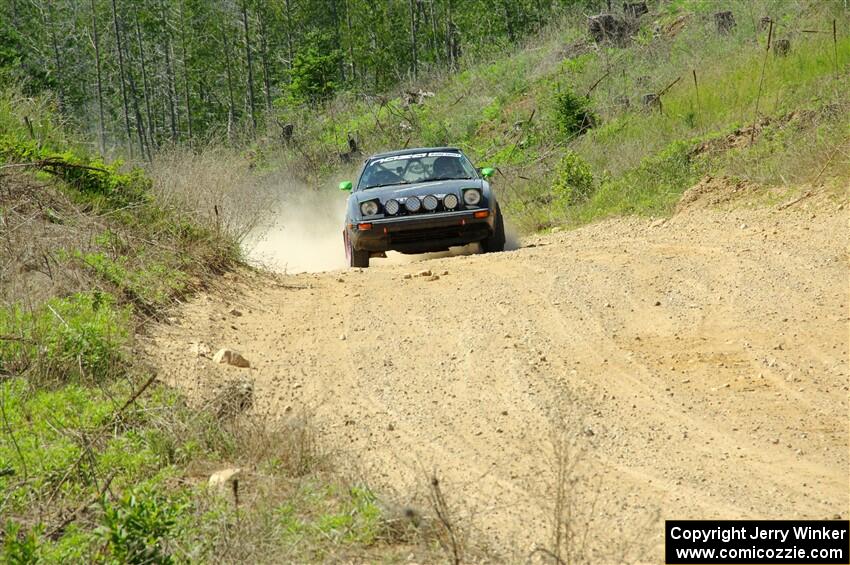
349, 209, 494, 253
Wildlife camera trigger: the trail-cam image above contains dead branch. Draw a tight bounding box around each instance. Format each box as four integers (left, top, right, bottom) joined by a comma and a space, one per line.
46, 470, 117, 540
0, 159, 110, 175
777, 190, 813, 210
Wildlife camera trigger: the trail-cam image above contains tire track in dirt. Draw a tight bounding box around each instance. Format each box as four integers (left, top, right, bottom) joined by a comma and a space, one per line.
148, 189, 849, 562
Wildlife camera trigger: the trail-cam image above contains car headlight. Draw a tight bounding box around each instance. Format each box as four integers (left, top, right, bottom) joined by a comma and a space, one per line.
384, 199, 400, 215
443, 194, 459, 209
360, 200, 379, 216
404, 197, 421, 212
422, 195, 438, 211
463, 189, 482, 206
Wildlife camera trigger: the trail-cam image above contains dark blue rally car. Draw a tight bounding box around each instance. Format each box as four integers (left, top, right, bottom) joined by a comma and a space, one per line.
339, 147, 505, 268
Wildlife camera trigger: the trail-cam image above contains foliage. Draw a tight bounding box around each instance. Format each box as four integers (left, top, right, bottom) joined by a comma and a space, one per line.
0, 292, 129, 383
97, 488, 185, 564
552, 86, 597, 139
0, 134, 151, 209
0, 0, 582, 148
285, 32, 344, 104
576, 139, 699, 221
75, 250, 188, 311
2, 521, 41, 565
552, 151, 595, 205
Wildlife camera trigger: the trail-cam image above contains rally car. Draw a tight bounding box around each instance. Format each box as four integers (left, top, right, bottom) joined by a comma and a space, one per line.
340, 147, 505, 268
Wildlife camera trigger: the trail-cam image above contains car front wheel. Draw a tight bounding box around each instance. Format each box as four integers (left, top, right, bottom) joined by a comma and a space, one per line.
481, 203, 506, 253
344, 230, 370, 268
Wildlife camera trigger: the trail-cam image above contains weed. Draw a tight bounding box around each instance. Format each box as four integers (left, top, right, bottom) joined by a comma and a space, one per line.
96, 487, 186, 564
552, 151, 595, 206
0, 292, 129, 383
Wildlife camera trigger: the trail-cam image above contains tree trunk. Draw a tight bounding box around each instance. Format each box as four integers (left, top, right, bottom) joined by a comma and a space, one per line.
241, 1, 257, 131
330, 0, 345, 82
502, 1, 515, 42
221, 28, 237, 138
134, 11, 156, 150
430, 0, 440, 66
345, 0, 357, 81
179, 0, 193, 140
284, 0, 294, 73
45, 2, 65, 113
110, 0, 134, 156
90, 0, 106, 154
409, 0, 418, 79
124, 36, 150, 161
258, 12, 273, 114
159, 0, 178, 141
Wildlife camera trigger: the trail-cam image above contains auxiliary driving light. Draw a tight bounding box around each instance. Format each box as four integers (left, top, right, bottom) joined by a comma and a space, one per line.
404, 197, 421, 212
422, 195, 439, 211
360, 200, 379, 216
443, 193, 459, 209
384, 199, 400, 215
463, 189, 482, 206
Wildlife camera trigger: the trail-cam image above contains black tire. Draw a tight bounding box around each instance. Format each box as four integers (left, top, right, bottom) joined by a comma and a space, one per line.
345, 231, 370, 268
481, 204, 506, 253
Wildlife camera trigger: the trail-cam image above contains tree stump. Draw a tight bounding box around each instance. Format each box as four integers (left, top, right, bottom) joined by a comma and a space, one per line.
773, 38, 791, 57
624, 1, 648, 19
279, 122, 294, 142
714, 11, 736, 34
642, 93, 662, 112
588, 13, 630, 44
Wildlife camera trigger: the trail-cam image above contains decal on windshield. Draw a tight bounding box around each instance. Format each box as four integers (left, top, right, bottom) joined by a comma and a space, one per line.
373, 152, 460, 164
374, 153, 427, 164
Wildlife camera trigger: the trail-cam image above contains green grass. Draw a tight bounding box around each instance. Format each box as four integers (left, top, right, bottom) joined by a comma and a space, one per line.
0, 292, 130, 383
0, 86, 416, 562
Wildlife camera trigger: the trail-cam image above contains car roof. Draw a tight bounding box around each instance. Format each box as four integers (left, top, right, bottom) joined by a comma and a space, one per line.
365, 147, 463, 162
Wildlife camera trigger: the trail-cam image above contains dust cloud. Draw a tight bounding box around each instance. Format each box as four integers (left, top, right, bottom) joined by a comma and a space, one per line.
245, 188, 349, 274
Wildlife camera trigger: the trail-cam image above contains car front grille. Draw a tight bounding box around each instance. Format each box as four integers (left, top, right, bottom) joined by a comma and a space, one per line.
388, 226, 465, 244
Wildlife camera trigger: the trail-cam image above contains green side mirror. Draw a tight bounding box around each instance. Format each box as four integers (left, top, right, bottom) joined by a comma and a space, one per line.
339, 180, 353, 191
481, 167, 495, 179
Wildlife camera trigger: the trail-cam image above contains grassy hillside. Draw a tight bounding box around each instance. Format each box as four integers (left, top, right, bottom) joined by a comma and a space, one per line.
0, 92, 443, 563
266, 0, 848, 231
1, 0, 847, 561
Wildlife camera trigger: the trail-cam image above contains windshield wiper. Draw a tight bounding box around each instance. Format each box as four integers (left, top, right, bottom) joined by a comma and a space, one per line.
421, 176, 473, 182
365, 180, 413, 189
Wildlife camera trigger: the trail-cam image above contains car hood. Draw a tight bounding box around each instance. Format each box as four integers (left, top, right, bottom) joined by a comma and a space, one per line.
354, 179, 483, 204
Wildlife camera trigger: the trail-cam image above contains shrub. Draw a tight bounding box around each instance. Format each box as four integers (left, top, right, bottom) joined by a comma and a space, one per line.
552, 151, 595, 205
97, 488, 186, 565
2, 521, 41, 565
552, 86, 597, 139
0, 134, 150, 209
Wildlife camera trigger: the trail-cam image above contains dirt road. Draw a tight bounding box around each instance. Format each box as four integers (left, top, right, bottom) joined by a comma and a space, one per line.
150, 183, 849, 562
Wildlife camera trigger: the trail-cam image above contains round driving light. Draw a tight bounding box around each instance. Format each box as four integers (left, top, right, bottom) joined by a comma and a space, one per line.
443, 194, 459, 209
422, 195, 439, 211
384, 199, 400, 215
404, 197, 421, 212
463, 189, 482, 206
360, 200, 379, 216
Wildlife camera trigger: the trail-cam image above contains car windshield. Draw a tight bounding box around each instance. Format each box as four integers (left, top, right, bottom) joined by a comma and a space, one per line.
358, 151, 477, 190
